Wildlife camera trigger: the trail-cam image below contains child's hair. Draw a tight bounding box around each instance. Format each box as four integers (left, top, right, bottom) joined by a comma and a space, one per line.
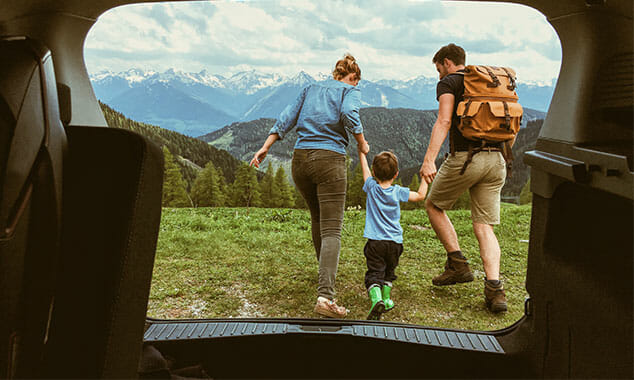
372, 151, 399, 181
332, 53, 361, 81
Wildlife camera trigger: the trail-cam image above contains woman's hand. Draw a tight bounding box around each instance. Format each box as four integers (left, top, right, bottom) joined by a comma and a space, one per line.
249, 147, 268, 168
250, 134, 280, 168
358, 140, 370, 155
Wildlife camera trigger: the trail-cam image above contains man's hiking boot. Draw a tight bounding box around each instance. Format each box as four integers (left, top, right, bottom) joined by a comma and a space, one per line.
314, 297, 349, 318
382, 282, 395, 312
432, 256, 474, 286
366, 285, 385, 320
484, 280, 508, 313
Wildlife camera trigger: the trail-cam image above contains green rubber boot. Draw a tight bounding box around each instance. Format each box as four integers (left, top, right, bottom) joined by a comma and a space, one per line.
367, 285, 385, 320
382, 282, 395, 312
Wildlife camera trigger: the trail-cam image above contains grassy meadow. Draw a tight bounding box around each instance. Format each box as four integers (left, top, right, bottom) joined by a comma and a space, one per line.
148, 204, 531, 331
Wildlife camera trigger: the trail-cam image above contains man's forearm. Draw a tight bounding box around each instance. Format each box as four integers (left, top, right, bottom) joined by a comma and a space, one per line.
424, 120, 450, 163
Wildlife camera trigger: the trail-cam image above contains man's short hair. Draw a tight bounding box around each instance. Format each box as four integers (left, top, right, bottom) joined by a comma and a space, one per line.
372, 151, 399, 181
432, 43, 466, 66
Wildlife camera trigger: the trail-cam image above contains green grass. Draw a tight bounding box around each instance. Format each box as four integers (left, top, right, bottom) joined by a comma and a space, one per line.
148, 204, 531, 331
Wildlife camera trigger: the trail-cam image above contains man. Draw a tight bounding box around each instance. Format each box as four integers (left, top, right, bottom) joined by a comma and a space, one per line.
420, 43, 507, 313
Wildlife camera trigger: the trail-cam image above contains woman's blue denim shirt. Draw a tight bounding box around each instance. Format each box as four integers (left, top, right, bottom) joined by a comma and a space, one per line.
268, 79, 363, 155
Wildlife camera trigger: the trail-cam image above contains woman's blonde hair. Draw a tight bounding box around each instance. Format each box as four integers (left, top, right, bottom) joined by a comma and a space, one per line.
332, 53, 361, 81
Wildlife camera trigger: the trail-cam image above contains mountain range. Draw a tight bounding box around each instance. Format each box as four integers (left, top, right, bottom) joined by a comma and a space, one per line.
91, 68, 553, 136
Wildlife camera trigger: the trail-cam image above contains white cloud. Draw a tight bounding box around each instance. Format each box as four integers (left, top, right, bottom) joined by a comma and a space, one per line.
84, 0, 561, 82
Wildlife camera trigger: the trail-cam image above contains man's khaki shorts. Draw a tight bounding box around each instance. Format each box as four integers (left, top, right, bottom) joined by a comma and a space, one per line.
427, 151, 506, 225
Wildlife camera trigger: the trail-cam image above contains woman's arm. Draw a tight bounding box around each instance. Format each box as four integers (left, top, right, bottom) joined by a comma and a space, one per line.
340, 87, 368, 153
249, 133, 279, 168
354, 132, 370, 154
269, 86, 308, 140
251, 86, 310, 168
341, 87, 363, 135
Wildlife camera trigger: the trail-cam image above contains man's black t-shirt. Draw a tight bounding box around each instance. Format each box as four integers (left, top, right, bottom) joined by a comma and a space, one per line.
436, 69, 470, 151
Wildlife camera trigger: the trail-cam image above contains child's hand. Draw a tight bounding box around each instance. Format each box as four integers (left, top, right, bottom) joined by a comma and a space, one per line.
358, 146, 371, 182
409, 174, 428, 202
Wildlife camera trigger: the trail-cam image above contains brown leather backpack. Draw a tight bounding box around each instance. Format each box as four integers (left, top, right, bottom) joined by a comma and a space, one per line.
454, 65, 523, 175
457, 65, 523, 142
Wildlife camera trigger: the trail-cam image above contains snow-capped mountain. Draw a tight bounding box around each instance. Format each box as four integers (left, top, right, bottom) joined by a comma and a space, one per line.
224, 70, 284, 95
90, 68, 553, 136
161, 68, 226, 88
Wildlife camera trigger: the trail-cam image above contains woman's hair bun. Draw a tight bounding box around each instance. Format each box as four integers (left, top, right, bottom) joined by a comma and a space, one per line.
333, 53, 361, 81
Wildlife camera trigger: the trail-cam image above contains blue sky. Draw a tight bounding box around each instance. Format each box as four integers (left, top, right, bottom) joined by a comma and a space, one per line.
84, 0, 562, 84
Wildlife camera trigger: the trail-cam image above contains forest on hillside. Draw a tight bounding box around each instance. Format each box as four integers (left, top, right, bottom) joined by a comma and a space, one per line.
102, 103, 535, 209
199, 108, 440, 169
101, 102, 301, 208
100, 102, 241, 185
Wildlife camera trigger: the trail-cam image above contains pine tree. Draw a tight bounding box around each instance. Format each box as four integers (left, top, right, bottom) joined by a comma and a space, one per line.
346, 164, 366, 209
293, 186, 307, 209
217, 171, 228, 206
225, 182, 235, 207
232, 163, 261, 207
190, 161, 225, 207
162, 146, 191, 207
259, 162, 275, 208
271, 166, 294, 208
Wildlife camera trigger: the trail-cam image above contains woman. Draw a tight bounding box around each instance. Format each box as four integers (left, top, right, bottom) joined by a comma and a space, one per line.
250, 54, 369, 318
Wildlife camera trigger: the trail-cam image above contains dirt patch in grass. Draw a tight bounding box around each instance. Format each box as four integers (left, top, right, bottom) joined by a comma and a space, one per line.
223, 284, 265, 318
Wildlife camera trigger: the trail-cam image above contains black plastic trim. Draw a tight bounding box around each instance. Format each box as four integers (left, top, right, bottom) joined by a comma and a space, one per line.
144, 320, 504, 354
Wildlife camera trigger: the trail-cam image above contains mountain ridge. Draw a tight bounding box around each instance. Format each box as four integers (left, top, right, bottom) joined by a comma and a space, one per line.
91, 68, 552, 136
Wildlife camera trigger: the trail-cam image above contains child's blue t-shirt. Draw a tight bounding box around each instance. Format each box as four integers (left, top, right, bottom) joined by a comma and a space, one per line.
362, 177, 411, 244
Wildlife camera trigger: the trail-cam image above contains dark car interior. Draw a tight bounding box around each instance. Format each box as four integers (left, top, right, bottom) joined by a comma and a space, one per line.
0, 0, 632, 378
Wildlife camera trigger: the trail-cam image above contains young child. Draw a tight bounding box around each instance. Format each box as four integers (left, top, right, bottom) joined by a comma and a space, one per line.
359, 150, 428, 320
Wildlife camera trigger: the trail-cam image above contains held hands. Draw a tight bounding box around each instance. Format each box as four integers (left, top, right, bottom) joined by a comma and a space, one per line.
249, 147, 268, 168
420, 160, 437, 184
358, 140, 370, 155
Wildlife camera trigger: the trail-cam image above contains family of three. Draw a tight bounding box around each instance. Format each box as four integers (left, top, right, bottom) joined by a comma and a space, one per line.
249, 43, 509, 320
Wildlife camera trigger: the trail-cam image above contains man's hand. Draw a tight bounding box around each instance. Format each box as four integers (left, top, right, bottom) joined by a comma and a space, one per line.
420, 159, 437, 184
249, 147, 268, 168
358, 140, 370, 155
